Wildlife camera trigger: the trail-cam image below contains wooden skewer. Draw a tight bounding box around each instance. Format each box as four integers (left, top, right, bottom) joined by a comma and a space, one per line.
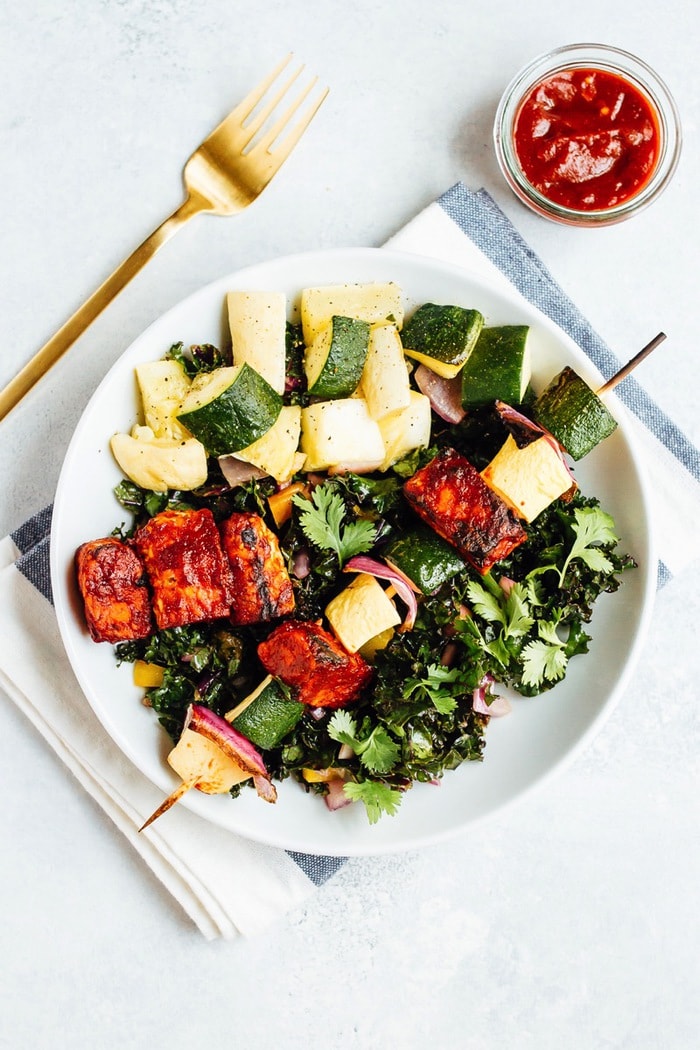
138, 779, 193, 832
597, 332, 667, 394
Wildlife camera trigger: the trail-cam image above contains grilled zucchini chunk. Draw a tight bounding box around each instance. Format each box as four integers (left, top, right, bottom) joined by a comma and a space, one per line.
219, 512, 295, 626
304, 314, 370, 398
75, 538, 153, 644
226, 676, 304, 750
402, 303, 484, 379
533, 366, 618, 460
403, 447, 527, 574
257, 619, 373, 708
134, 508, 234, 630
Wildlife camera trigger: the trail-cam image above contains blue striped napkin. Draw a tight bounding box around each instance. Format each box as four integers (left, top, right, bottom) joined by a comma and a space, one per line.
2, 183, 698, 940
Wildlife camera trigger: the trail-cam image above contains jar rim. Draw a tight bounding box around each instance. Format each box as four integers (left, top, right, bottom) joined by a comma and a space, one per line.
493, 43, 682, 227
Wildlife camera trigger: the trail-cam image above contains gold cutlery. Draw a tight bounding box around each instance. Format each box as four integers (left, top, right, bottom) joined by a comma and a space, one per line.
0, 55, 328, 422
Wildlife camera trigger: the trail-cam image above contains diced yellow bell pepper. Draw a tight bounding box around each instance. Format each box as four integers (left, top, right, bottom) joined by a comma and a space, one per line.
133, 660, 165, 688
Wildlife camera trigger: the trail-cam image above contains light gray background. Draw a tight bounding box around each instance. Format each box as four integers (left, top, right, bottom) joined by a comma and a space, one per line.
1, 2, 698, 1048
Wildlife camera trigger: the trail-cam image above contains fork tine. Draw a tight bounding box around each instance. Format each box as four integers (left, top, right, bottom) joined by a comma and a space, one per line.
228, 53, 295, 125
240, 65, 306, 146
250, 74, 327, 156
253, 80, 330, 161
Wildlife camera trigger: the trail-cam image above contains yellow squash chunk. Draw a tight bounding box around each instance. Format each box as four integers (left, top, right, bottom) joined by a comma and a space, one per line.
378, 390, 432, 471
360, 324, 411, 420
231, 405, 304, 483
300, 398, 385, 472
325, 573, 401, 653
167, 728, 252, 794
135, 359, 192, 440
300, 282, 404, 345
110, 426, 208, 493
481, 435, 575, 523
227, 290, 287, 394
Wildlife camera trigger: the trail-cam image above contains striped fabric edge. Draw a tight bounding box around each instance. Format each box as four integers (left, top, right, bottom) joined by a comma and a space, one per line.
10, 505, 346, 885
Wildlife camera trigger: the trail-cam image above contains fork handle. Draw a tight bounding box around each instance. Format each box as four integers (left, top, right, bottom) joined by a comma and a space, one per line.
0, 193, 207, 423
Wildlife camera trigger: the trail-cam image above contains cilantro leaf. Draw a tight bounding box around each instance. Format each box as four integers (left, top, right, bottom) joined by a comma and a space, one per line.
520, 618, 569, 688
326, 709, 357, 748
343, 780, 403, 824
403, 663, 466, 714
558, 506, 618, 586
503, 583, 535, 639
293, 485, 377, 565
327, 711, 400, 773
360, 728, 402, 773
466, 579, 505, 627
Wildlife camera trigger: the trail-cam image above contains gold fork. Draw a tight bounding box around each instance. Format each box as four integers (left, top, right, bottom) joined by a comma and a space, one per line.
0, 55, 328, 423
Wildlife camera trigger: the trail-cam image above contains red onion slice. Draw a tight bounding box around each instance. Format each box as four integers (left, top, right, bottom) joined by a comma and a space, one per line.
414, 364, 466, 424
186, 703, 277, 802
344, 555, 419, 630
472, 674, 511, 718
324, 778, 352, 811
218, 455, 268, 487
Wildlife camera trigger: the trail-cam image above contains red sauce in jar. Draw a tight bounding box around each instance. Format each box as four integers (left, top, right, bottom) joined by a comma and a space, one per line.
513, 67, 661, 211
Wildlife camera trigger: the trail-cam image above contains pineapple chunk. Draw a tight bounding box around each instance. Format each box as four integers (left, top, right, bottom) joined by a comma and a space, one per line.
135, 360, 192, 440
481, 435, 575, 523
300, 282, 404, 345
325, 573, 401, 653
360, 324, 412, 420
168, 728, 252, 794
110, 426, 208, 493
378, 390, 432, 471
300, 398, 385, 472
227, 290, 287, 394
231, 405, 303, 482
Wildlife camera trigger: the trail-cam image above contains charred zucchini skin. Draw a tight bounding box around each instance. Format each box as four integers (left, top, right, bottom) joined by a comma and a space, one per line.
533, 366, 617, 460
305, 314, 370, 398
177, 363, 282, 456
402, 303, 484, 378
229, 678, 304, 750
461, 325, 530, 408
383, 527, 466, 593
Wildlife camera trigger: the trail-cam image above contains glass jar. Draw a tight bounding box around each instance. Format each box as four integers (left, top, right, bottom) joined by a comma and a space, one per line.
493, 43, 682, 226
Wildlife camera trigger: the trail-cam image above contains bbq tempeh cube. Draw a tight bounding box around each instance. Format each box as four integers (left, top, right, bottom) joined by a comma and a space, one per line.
75, 537, 153, 643
403, 446, 527, 574
134, 508, 234, 630
257, 619, 373, 708
219, 512, 295, 625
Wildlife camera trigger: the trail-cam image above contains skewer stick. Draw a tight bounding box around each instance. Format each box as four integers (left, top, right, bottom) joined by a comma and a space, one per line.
139, 779, 193, 832
597, 332, 667, 394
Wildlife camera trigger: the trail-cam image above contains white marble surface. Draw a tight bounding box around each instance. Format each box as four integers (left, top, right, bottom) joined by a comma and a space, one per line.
1, 2, 699, 1047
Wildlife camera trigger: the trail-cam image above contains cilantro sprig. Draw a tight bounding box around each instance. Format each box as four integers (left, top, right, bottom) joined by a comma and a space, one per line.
556, 506, 618, 586
293, 484, 377, 565
403, 664, 468, 715
327, 710, 400, 773
326, 710, 403, 824
343, 780, 403, 825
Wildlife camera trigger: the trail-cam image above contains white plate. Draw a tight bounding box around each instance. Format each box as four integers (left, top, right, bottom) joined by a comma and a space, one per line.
51, 247, 656, 856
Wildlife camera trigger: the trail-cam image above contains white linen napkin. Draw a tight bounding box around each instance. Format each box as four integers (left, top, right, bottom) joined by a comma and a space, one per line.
2, 184, 699, 941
